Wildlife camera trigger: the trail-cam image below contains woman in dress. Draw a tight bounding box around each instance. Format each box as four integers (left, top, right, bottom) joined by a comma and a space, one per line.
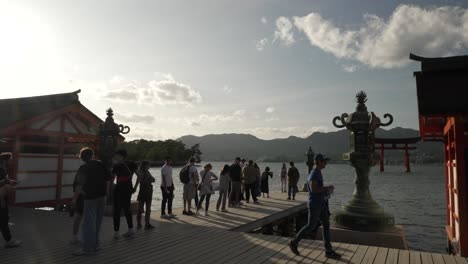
134, 160, 156, 229
261, 167, 273, 198
280, 163, 287, 193
216, 164, 231, 212
196, 164, 218, 216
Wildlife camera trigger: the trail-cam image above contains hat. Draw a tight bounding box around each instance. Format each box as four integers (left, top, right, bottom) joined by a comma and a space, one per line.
315, 153, 330, 161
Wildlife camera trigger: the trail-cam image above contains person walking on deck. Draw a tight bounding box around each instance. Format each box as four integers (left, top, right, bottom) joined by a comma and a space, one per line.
112, 149, 137, 238
182, 158, 198, 216
228, 157, 242, 207
288, 154, 341, 259
196, 164, 218, 216
72, 148, 111, 255
280, 163, 287, 193
261, 167, 273, 198
0, 153, 21, 249
242, 160, 259, 204
216, 164, 230, 212
287, 161, 300, 200
134, 160, 155, 230
160, 157, 176, 219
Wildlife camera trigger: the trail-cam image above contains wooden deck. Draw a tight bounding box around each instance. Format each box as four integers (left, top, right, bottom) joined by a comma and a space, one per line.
2, 192, 467, 264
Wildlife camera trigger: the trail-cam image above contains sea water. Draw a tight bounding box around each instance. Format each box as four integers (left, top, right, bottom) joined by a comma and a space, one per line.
139, 163, 445, 253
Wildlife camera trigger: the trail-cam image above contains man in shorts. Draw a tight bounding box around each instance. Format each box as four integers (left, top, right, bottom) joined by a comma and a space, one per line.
182, 158, 198, 216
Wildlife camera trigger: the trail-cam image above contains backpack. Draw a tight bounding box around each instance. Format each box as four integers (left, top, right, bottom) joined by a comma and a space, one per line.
179, 165, 191, 184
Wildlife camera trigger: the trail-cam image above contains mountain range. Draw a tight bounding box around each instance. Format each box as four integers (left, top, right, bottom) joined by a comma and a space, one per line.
177, 127, 443, 163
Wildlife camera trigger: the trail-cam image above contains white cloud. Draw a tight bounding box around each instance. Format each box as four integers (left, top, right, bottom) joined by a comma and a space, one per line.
233, 109, 246, 116
265, 117, 279, 122
255, 38, 269, 51
109, 75, 124, 84
148, 79, 202, 106
223, 85, 232, 94
261, 17, 268, 24
113, 113, 155, 124
104, 74, 202, 106
292, 5, 468, 68
274, 16, 295, 46
343, 64, 358, 73
265, 106, 275, 113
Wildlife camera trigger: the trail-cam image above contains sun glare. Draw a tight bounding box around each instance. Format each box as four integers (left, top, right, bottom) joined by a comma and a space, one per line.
0, 2, 64, 97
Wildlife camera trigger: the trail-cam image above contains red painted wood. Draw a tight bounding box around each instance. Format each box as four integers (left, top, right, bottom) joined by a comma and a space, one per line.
56, 116, 65, 203
453, 117, 468, 256
404, 144, 410, 173
15, 184, 73, 190
16, 170, 77, 174
38, 115, 60, 131
64, 114, 83, 134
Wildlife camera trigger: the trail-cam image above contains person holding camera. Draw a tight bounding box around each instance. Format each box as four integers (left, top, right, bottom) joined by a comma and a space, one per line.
260, 167, 273, 198
0, 152, 21, 248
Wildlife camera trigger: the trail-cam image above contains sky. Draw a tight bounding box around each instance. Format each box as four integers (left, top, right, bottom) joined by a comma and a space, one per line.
1, 0, 468, 140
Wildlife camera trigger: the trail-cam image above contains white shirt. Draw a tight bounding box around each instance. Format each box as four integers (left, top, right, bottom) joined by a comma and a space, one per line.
161, 164, 173, 187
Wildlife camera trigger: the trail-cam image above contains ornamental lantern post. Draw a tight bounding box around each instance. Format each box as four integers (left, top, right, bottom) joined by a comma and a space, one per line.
332, 91, 395, 231
98, 108, 130, 205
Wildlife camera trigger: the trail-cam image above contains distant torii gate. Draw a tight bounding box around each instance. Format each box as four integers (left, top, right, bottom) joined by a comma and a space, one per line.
375, 137, 420, 172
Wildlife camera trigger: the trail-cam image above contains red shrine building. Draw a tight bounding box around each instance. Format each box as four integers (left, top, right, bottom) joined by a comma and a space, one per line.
411, 53, 468, 256
0, 90, 114, 208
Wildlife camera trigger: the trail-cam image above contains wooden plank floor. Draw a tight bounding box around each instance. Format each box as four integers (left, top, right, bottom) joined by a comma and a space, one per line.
2, 192, 467, 264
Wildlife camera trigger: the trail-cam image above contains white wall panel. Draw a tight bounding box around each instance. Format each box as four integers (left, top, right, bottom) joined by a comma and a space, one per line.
63, 157, 81, 171
61, 186, 73, 199
17, 172, 56, 187
19, 155, 58, 171
15, 188, 55, 203
62, 171, 77, 185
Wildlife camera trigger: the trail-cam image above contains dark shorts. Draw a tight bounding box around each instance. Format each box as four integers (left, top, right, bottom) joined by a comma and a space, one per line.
137, 185, 153, 202
75, 195, 84, 215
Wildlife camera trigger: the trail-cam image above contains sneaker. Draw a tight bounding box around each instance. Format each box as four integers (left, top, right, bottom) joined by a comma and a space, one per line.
186, 211, 195, 216
161, 214, 170, 219
182, 210, 188, 215
325, 251, 341, 259
254, 200, 260, 204
288, 240, 300, 255
168, 213, 177, 218
204, 211, 209, 216
144, 224, 155, 230
4, 239, 22, 248
137, 224, 143, 229
113, 231, 120, 239
73, 248, 94, 256
246, 200, 250, 204
123, 229, 135, 238
293, 197, 296, 200
287, 197, 291, 200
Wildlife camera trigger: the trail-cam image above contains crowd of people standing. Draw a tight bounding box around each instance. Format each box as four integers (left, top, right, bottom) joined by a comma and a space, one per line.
0, 147, 340, 259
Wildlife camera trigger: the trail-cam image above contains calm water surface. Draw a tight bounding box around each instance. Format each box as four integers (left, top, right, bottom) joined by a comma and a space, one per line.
136, 163, 445, 253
